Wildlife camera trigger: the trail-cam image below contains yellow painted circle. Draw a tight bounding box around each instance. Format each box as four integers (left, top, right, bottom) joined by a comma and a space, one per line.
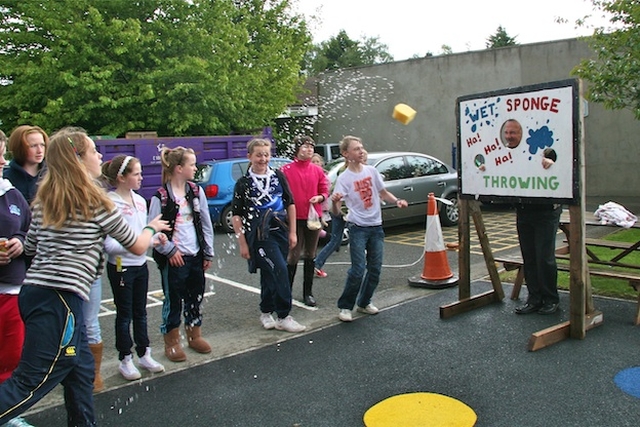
363, 392, 477, 427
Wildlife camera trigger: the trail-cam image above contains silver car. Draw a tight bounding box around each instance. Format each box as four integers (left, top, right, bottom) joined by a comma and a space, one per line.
326, 151, 459, 227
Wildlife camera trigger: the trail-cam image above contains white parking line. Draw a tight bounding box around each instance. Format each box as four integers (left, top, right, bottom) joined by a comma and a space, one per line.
98, 257, 316, 317
203, 273, 316, 310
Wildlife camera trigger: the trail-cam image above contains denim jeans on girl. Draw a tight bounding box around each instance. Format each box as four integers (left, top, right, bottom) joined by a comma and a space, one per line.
159, 254, 206, 334
82, 277, 102, 345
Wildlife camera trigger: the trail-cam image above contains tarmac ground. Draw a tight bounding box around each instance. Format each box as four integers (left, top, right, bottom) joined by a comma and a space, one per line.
16, 201, 640, 426
23, 283, 640, 427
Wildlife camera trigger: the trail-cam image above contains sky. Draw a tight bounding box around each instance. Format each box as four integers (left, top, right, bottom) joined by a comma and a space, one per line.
294, 0, 613, 61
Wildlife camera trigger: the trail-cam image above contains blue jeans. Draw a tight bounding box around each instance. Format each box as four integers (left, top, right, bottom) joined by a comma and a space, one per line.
82, 278, 102, 345
159, 255, 206, 334
315, 212, 345, 269
0, 286, 95, 426
107, 263, 151, 359
254, 227, 292, 319
337, 224, 384, 310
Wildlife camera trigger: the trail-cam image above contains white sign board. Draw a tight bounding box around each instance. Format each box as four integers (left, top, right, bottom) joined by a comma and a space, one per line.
457, 80, 578, 204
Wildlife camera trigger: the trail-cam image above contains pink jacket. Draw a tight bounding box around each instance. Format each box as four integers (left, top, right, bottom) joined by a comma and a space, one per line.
281, 158, 329, 220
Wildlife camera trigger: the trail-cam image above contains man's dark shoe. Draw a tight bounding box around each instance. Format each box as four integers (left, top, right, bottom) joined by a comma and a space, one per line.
515, 303, 542, 315
538, 303, 559, 315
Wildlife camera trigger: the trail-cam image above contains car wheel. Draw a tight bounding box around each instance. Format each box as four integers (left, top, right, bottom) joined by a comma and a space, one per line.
220, 205, 234, 233
439, 194, 459, 227
341, 227, 350, 246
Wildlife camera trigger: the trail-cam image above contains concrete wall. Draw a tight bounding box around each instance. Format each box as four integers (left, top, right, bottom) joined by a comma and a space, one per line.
316, 38, 640, 200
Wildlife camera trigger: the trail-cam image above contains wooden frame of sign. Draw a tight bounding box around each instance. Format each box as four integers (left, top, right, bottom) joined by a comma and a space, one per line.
441, 79, 603, 351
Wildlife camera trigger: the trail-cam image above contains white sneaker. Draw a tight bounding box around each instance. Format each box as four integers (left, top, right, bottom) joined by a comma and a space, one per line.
260, 313, 276, 330
275, 315, 306, 333
356, 304, 379, 315
119, 354, 142, 380
138, 348, 165, 373
5, 416, 35, 427
338, 309, 353, 322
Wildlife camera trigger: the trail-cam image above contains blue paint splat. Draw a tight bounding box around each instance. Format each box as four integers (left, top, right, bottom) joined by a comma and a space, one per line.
614, 367, 640, 398
464, 106, 477, 132
464, 97, 502, 134
525, 125, 554, 155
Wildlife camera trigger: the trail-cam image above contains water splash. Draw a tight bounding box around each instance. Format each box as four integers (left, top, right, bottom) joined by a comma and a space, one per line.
318, 69, 395, 125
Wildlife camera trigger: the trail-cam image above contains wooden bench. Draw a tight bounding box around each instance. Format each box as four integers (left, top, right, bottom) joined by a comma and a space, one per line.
558, 239, 640, 270
554, 253, 640, 271
583, 238, 639, 250
494, 256, 640, 325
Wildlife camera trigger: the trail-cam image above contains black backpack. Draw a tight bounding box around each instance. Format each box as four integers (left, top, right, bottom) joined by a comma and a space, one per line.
151, 182, 203, 269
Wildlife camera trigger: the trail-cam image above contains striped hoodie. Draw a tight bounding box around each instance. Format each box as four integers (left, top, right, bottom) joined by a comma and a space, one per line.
24, 205, 136, 301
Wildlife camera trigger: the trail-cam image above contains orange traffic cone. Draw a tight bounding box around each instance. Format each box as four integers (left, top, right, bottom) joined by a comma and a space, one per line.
408, 193, 459, 289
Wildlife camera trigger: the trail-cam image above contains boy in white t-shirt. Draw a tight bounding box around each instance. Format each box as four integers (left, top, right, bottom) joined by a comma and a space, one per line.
330, 136, 407, 322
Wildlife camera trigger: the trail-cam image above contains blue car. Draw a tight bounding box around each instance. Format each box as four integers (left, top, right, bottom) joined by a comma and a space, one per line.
195, 157, 292, 233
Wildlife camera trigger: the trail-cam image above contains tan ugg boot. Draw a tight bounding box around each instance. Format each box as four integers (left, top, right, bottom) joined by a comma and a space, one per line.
88, 342, 104, 393
185, 325, 212, 354
163, 328, 187, 362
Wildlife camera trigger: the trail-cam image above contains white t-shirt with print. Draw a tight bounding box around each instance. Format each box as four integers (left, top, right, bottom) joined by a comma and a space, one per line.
333, 165, 385, 227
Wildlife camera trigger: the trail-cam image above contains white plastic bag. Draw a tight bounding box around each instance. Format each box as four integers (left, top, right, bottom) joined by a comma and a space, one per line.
307, 205, 323, 230
594, 201, 638, 228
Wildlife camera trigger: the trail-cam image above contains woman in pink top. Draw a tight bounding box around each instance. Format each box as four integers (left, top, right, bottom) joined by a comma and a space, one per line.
280, 136, 329, 306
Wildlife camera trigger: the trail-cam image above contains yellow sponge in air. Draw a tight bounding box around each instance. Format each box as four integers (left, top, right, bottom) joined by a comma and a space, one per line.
392, 103, 417, 125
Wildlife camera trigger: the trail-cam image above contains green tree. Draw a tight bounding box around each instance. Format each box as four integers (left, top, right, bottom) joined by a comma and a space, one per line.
573, 1, 640, 118
359, 35, 394, 65
0, 0, 311, 136
486, 25, 518, 48
305, 30, 393, 75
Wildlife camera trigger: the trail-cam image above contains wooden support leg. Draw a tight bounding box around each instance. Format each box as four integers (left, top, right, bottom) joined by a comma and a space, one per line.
630, 280, 640, 326
469, 202, 504, 300
439, 290, 501, 319
511, 267, 524, 300
527, 311, 603, 351
527, 321, 570, 352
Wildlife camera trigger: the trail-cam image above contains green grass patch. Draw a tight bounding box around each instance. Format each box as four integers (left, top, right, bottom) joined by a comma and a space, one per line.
604, 228, 640, 244
557, 274, 637, 300
501, 228, 640, 301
